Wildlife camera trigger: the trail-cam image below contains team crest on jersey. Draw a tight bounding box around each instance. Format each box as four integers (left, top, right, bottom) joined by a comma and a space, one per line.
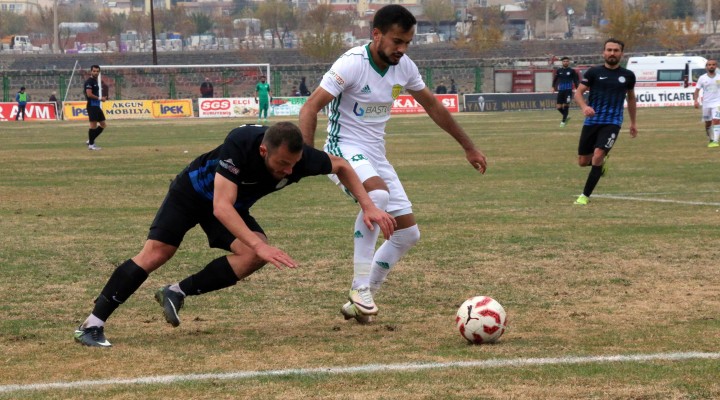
619, 76, 626, 83
391, 84, 402, 99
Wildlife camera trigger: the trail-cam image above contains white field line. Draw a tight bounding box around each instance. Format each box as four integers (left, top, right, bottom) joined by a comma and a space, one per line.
592, 194, 720, 207
1, 351, 719, 394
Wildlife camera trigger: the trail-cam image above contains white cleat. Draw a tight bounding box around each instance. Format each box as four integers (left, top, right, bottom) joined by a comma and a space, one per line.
348, 286, 378, 315
341, 301, 374, 324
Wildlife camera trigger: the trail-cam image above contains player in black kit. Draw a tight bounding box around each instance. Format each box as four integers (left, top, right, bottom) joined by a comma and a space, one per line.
84, 65, 108, 150
74, 122, 396, 347
552, 56, 579, 127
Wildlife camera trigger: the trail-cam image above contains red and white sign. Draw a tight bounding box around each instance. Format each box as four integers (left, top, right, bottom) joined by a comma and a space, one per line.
198, 97, 258, 118
391, 94, 459, 114
0, 102, 58, 121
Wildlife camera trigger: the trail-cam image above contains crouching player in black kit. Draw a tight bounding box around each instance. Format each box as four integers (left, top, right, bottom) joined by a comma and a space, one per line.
74, 122, 396, 347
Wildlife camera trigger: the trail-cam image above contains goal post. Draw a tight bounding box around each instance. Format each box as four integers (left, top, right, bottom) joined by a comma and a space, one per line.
95, 63, 271, 101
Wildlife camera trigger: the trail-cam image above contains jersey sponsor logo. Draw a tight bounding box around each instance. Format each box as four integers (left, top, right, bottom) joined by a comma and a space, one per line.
219, 158, 240, 175
392, 84, 402, 99
352, 102, 391, 119
328, 69, 345, 86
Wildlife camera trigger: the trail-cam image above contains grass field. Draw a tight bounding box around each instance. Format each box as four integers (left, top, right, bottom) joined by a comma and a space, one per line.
1, 108, 719, 399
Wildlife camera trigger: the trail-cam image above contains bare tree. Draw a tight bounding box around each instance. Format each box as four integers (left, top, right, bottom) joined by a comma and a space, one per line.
422, 0, 456, 34
256, 0, 296, 48
299, 4, 350, 61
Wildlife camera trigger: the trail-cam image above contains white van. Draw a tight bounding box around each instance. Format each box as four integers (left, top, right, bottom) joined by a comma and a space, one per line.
626, 55, 707, 89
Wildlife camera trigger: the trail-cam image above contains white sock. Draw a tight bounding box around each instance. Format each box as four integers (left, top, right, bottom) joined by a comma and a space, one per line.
352, 190, 389, 289
369, 225, 420, 295
713, 124, 720, 142
169, 283, 185, 296
83, 314, 105, 328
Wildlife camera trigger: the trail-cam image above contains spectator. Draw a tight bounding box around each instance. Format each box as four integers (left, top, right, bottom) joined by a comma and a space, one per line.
15, 86, 27, 121
49, 91, 61, 117
449, 78, 457, 94
299, 76, 311, 96
200, 77, 214, 98
435, 83, 447, 94
291, 86, 301, 96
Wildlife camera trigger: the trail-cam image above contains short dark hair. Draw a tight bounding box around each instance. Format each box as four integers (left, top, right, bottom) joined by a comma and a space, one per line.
561, 56, 570, 61
91, 64, 101, 71
263, 122, 303, 154
604, 38, 625, 51
373, 5, 416, 33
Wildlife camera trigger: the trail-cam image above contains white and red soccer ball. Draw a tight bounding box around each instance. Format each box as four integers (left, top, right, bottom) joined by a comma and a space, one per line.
455, 296, 507, 344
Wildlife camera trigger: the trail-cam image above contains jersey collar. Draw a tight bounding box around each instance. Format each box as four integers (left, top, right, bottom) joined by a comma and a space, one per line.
366, 44, 389, 77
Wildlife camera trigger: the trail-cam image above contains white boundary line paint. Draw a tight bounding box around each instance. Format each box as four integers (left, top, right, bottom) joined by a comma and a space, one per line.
1, 352, 719, 394
591, 194, 720, 207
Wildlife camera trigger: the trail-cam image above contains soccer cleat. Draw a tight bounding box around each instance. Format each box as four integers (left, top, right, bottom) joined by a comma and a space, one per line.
601, 154, 610, 177
559, 121, 566, 128
574, 194, 589, 205
348, 286, 378, 315
341, 301, 373, 324
74, 325, 112, 348
88, 144, 101, 151
155, 285, 185, 327
708, 141, 720, 148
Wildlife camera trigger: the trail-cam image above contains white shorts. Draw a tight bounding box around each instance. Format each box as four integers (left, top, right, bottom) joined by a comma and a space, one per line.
324, 142, 413, 217
700, 106, 720, 122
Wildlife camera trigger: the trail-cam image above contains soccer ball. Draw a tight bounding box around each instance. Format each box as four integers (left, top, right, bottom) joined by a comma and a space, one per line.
455, 296, 507, 344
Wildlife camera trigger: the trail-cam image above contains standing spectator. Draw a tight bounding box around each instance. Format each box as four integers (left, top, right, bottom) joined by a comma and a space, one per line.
693, 59, 720, 147
553, 56, 580, 127
200, 77, 214, 98
255, 75, 272, 124
435, 83, 447, 94
291, 86, 301, 96
49, 91, 61, 119
449, 78, 457, 94
573, 39, 637, 206
299, 76, 311, 96
85, 65, 108, 151
15, 87, 27, 121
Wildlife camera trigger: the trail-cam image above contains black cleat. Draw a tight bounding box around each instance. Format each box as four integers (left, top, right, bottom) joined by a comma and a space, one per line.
155, 285, 185, 327
74, 325, 112, 348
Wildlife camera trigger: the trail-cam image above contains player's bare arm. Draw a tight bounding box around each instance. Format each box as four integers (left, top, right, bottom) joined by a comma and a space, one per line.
409, 87, 487, 174
213, 174, 298, 269
329, 155, 396, 239
694, 87, 701, 109
299, 87, 335, 147
626, 89, 638, 138
574, 83, 594, 117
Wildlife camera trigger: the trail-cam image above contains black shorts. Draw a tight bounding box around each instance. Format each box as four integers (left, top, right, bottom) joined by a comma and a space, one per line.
87, 106, 106, 122
578, 124, 620, 155
147, 178, 264, 251
556, 90, 573, 105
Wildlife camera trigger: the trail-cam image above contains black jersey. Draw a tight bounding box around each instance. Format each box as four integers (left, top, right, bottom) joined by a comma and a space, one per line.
175, 125, 332, 211
553, 67, 579, 91
581, 65, 636, 126
84, 77, 101, 108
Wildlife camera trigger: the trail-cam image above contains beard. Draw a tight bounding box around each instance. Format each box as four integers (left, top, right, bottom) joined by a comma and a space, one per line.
605, 56, 620, 66
377, 48, 401, 66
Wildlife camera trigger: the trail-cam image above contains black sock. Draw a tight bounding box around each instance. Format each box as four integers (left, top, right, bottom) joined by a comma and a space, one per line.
582, 165, 603, 197
93, 127, 104, 141
179, 257, 239, 296
557, 108, 564, 117
88, 128, 96, 145
92, 259, 149, 322
561, 108, 569, 121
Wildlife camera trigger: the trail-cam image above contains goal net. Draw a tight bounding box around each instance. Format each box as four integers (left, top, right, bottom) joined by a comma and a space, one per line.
95, 63, 271, 101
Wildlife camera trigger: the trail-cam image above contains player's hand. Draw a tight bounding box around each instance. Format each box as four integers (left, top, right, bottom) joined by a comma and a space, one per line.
582, 106, 595, 117
466, 148, 487, 174
694, 101, 699, 109
254, 242, 298, 270
629, 124, 638, 138
361, 207, 396, 240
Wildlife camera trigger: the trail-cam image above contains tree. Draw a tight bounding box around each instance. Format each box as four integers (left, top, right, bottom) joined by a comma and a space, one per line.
598, 0, 654, 50
299, 4, 350, 62
455, 6, 503, 53
422, 0, 456, 33
656, 18, 702, 51
98, 10, 127, 46
255, 0, 296, 48
189, 12, 214, 35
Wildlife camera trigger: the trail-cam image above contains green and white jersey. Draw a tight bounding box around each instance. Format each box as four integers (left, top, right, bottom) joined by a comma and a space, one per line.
320, 44, 425, 148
